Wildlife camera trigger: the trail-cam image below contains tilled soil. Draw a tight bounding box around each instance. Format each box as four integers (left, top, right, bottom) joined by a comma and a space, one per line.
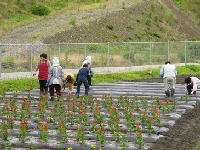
132, 75, 200, 150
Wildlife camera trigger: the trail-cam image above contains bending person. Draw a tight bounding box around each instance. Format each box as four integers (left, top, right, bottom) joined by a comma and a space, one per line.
160, 61, 177, 97
61, 74, 75, 95
185, 77, 200, 95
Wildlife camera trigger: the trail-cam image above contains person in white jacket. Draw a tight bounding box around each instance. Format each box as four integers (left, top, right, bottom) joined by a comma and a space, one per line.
81, 56, 93, 86
185, 77, 200, 94
47, 57, 64, 101
160, 61, 177, 97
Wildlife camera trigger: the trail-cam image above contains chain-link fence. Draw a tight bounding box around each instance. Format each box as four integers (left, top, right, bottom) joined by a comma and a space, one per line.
1, 41, 200, 79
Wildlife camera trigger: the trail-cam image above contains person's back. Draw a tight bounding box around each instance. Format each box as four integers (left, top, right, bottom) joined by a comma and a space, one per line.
163, 64, 176, 78
160, 61, 177, 97
78, 67, 89, 77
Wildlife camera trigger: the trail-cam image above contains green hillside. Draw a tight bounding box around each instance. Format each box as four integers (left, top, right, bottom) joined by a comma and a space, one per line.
1, 0, 200, 42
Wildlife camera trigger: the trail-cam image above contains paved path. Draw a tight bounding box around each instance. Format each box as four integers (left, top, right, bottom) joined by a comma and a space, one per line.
1, 63, 199, 79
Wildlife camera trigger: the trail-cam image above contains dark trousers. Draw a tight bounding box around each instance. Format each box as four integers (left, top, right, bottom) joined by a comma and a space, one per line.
187, 84, 196, 94
39, 80, 48, 93
49, 84, 61, 96
76, 76, 89, 96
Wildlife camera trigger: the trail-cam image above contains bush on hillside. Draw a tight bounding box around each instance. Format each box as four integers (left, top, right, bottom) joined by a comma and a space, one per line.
30, 4, 50, 16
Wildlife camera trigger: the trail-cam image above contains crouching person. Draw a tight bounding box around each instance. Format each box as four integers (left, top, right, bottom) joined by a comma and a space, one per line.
76, 64, 89, 97
61, 74, 75, 95
160, 61, 177, 97
48, 57, 64, 101
185, 77, 200, 95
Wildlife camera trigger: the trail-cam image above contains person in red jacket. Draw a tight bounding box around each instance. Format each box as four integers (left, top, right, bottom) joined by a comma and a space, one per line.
34, 53, 51, 95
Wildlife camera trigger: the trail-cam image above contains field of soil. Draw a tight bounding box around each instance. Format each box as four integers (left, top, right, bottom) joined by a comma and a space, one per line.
133, 75, 200, 150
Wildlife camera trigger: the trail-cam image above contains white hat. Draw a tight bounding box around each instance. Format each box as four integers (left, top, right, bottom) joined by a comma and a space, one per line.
85, 56, 91, 63
53, 57, 59, 66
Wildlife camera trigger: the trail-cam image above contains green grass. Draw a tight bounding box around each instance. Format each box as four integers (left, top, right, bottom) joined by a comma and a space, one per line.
1, 65, 200, 94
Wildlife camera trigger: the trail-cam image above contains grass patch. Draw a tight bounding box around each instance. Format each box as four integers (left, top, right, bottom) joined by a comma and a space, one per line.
1, 65, 200, 93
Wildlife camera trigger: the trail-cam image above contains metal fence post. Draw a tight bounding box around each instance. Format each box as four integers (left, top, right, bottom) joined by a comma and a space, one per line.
185, 41, 187, 65
0, 44, 2, 79
108, 42, 110, 72
150, 42, 152, 65
31, 44, 33, 77
168, 41, 169, 61
85, 43, 86, 59
129, 43, 131, 71
59, 43, 61, 64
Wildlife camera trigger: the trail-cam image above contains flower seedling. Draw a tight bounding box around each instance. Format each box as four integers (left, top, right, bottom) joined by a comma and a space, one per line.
136, 131, 143, 148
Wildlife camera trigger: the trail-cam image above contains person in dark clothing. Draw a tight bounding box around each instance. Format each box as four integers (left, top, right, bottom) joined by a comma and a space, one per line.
76, 64, 89, 96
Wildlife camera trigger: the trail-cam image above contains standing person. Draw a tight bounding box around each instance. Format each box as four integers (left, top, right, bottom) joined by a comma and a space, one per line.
48, 57, 64, 101
34, 53, 51, 95
160, 61, 177, 97
81, 56, 93, 86
185, 77, 200, 94
76, 64, 89, 96
61, 74, 75, 95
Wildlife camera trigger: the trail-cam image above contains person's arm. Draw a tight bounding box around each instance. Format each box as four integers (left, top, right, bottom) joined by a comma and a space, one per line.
159, 66, 164, 78
47, 60, 51, 68
174, 66, 177, 76
48, 66, 53, 80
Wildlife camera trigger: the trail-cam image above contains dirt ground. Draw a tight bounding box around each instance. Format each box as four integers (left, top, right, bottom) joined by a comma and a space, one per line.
133, 75, 200, 150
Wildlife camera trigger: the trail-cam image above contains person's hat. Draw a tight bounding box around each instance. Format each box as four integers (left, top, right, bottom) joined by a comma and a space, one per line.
53, 57, 59, 66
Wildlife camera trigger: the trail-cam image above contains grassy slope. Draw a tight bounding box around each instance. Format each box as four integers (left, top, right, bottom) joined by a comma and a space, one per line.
0, 0, 112, 38
1, 65, 200, 94
171, 0, 200, 26
1, 0, 200, 42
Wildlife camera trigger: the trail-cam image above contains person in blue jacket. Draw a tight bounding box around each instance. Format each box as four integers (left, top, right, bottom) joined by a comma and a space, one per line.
76, 64, 89, 96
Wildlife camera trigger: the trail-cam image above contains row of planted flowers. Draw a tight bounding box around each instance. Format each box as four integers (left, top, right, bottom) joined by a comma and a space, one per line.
0, 90, 179, 149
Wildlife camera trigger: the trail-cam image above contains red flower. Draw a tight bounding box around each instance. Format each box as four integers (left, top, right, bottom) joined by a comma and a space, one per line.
139, 131, 142, 135
117, 114, 119, 118
59, 124, 62, 128
96, 128, 100, 132
5, 129, 8, 133
174, 100, 176, 103
44, 97, 48, 100
116, 121, 119, 125
44, 125, 48, 130
7, 109, 9, 113
76, 125, 79, 129
103, 130, 106, 134
56, 91, 60, 95
3, 90, 6, 92
82, 129, 84, 132
93, 120, 96, 123
41, 118, 45, 122
135, 122, 140, 126
116, 130, 120, 132
26, 120, 28, 124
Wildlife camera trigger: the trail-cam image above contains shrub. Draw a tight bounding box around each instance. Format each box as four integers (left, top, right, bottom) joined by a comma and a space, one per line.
113, 34, 119, 38
70, 16, 76, 25
107, 23, 113, 30
122, 2, 125, 9
149, 12, 152, 18
152, 32, 161, 38
135, 33, 141, 39
17, 0, 26, 8
136, 18, 141, 22
145, 18, 152, 26
126, 24, 132, 29
159, 27, 164, 31
154, 15, 158, 22
30, 4, 50, 16
151, 4, 156, 11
